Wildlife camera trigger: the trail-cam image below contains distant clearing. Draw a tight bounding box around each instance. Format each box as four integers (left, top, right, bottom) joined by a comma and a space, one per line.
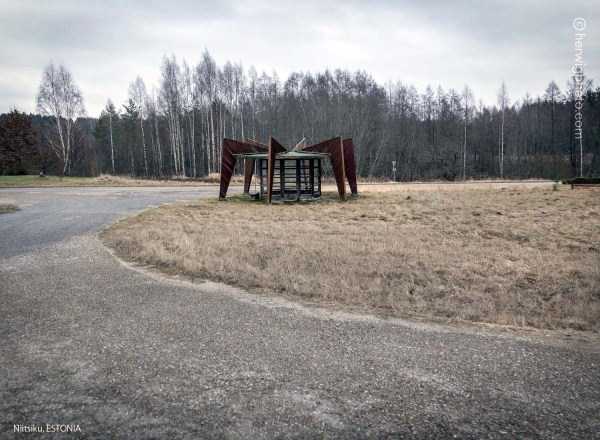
102, 183, 600, 331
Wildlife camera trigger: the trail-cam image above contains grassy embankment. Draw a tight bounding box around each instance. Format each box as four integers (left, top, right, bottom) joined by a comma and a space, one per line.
0, 174, 242, 188
102, 182, 600, 331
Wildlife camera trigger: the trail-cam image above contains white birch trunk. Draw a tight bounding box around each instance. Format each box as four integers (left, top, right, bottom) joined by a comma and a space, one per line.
140, 118, 148, 177
463, 120, 467, 180
109, 112, 115, 174
190, 110, 196, 177
500, 109, 505, 178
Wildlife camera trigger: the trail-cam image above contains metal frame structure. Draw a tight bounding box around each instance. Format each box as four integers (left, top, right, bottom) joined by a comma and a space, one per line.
256, 154, 324, 201
219, 136, 358, 203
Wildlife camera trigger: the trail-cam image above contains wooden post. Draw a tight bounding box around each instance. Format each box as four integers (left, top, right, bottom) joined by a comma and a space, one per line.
267, 137, 286, 204
280, 159, 285, 199
243, 158, 254, 194
296, 159, 301, 201
309, 159, 315, 197
258, 158, 264, 199
317, 159, 322, 196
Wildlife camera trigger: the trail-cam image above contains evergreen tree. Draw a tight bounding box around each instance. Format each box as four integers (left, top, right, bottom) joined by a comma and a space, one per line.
0, 110, 38, 175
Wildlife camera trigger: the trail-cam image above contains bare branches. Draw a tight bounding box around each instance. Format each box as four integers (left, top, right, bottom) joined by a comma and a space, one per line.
129, 77, 149, 176
36, 62, 85, 175
86, 52, 599, 181
497, 81, 509, 178
462, 85, 474, 180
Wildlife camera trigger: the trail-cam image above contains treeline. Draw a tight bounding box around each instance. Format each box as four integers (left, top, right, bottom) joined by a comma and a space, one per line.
2, 50, 600, 179
0, 111, 97, 176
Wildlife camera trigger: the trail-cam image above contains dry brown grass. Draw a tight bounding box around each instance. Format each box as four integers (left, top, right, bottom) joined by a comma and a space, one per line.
102, 184, 600, 331
324, 179, 554, 193
0, 174, 244, 188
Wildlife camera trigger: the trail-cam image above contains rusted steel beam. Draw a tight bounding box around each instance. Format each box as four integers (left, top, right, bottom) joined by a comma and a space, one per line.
343, 138, 358, 195
219, 138, 268, 199
243, 158, 255, 193
267, 137, 287, 203
244, 138, 270, 149
303, 136, 346, 200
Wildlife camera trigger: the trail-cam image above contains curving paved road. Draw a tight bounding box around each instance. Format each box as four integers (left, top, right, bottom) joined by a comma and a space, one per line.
1, 187, 599, 439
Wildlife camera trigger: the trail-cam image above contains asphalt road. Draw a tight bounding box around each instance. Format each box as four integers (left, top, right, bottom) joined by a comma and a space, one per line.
1, 186, 599, 439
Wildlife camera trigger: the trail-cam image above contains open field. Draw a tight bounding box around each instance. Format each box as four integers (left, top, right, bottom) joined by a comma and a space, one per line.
101, 183, 600, 331
1, 174, 552, 189
0, 173, 245, 188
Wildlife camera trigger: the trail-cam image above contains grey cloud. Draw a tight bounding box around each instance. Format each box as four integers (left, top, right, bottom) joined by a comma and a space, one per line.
0, 0, 597, 115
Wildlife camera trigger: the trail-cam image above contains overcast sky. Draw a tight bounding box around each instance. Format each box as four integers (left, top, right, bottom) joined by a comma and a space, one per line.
1, 0, 598, 116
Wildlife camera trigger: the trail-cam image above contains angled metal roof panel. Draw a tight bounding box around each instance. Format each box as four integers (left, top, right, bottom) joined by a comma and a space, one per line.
234, 151, 329, 159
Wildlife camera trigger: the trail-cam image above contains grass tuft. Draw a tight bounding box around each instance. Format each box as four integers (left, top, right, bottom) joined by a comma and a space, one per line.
0, 204, 19, 214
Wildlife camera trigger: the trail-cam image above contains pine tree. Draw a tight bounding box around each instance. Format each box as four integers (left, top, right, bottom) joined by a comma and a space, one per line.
0, 110, 37, 175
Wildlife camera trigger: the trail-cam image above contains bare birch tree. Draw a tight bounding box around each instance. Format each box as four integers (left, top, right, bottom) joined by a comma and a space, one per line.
497, 81, 509, 178
182, 60, 196, 177
196, 51, 217, 172
160, 55, 184, 177
233, 63, 245, 139
248, 66, 258, 139
147, 88, 163, 176
105, 99, 117, 174
36, 62, 85, 175
462, 85, 474, 180
129, 76, 149, 176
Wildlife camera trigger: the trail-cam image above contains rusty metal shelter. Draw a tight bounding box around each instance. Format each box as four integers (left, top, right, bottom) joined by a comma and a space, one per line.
219, 137, 358, 203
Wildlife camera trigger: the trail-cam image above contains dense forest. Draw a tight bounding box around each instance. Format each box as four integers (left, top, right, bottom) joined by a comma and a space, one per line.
1, 50, 599, 180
